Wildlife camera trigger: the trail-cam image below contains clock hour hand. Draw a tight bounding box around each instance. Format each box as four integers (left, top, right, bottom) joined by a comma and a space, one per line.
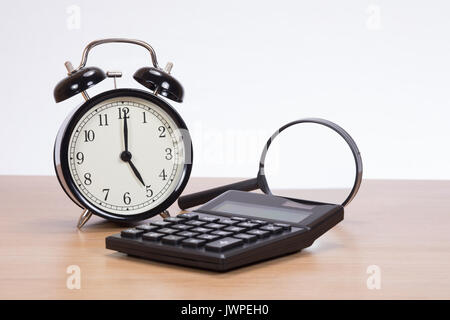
128, 159, 146, 187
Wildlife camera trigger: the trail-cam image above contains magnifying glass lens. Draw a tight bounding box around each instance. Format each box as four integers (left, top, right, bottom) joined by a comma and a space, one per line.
263, 123, 356, 204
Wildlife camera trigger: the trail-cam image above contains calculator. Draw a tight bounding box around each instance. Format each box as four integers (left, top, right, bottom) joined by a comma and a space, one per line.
105, 190, 344, 271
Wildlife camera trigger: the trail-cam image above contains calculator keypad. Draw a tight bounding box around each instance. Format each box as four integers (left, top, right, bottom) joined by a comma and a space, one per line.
118, 213, 296, 254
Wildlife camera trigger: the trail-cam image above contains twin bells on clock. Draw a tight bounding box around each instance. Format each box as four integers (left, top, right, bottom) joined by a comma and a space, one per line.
53, 38, 184, 104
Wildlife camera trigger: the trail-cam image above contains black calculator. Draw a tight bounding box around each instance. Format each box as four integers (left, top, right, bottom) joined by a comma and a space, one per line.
105, 190, 343, 271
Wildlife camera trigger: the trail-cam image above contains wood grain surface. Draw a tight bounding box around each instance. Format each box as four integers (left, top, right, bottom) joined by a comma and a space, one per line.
0, 175, 449, 299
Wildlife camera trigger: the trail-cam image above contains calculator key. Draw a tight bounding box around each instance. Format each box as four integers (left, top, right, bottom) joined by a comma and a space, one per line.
219, 218, 238, 225
190, 227, 213, 234
211, 230, 233, 237
150, 220, 172, 227
185, 220, 206, 227
199, 216, 220, 223
247, 229, 270, 239
205, 237, 244, 252
204, 223, 226, 230
171, 224, 193, 231
231, 216, 247, 222
250, 219, 268, 226
161, 235, 185, 245
121, 228, 144, 238
197, 234, 220, 241
164, 217, 185, 224
223, 226, 246, 233
237, 222, 259, 229
182, 238, 206, 248
260, 225, 283, 234
135, 224, 159, 232
176, 231, 199, 238
142, 232, 164, 241
274, 223, 292, 231
233, 233, 258, 243
157, 228, 178, 235
177, 213, 198, 220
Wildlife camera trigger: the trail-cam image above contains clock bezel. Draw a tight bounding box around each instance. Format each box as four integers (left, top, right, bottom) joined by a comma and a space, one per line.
54, 88, 193, 222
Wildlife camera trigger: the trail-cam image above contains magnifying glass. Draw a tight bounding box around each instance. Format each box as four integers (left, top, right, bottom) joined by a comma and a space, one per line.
178, 118, 363, 209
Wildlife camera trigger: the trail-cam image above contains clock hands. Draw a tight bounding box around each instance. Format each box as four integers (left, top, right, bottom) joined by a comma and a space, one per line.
121, 112, 145, 187
128, 159, 146, 187
123, 112, 129, 152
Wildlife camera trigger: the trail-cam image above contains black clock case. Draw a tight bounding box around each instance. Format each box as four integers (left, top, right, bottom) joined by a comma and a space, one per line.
53, 88, 193, 222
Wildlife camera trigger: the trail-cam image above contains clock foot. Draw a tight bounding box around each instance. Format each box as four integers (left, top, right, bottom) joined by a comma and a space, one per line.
159, 210, 170, 219
77, 209, 92, 229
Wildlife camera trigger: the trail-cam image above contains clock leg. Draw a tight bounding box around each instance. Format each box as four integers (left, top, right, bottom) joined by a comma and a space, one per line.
77, 209, 92, 229
159, 210, 170, 219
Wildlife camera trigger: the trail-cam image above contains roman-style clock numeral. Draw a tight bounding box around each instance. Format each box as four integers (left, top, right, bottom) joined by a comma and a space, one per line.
158, 126, 166, 137
84, 173, 92, 185
118, 107, 130, 119
165, 148, 173, 160
76, 152, 84, 164
98, 114, 108, 126
123, 192, 131, 205
146, 185, 153, 198
84, 130, 95, 142
102, 188, 110, 201
159, 169, 167, 181
142, 111, 147, 123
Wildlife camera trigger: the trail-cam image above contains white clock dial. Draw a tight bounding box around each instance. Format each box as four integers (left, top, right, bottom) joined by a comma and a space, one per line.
68, 96, 186, 215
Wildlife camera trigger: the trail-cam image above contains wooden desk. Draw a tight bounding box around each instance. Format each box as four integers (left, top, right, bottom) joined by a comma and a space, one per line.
0, 176, 449, 299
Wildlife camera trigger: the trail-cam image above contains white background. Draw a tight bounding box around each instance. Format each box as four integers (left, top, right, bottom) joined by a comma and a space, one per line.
0, 0, 449, 180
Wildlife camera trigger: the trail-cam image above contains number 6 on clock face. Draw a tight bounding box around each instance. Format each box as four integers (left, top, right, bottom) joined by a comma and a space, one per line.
54, 89, 193, 221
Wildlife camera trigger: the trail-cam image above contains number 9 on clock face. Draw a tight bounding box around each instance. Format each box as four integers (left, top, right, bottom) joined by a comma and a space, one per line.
54, 89, 192, 221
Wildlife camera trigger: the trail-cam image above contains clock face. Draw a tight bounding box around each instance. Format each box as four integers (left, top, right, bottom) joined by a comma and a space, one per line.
66, 95, 188, 216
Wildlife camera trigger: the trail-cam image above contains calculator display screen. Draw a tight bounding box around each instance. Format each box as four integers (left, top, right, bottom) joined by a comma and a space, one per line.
212, 200, 312, 223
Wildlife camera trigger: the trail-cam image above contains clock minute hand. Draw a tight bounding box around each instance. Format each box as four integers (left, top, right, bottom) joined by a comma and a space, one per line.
123, 114, 129, 152
128, 159, 146, 187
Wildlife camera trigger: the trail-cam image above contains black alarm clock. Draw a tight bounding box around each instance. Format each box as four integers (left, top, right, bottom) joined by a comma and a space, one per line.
53, 38, 192, 229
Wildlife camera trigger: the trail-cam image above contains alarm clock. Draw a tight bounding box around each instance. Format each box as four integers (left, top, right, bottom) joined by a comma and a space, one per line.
53, 38, 192, 229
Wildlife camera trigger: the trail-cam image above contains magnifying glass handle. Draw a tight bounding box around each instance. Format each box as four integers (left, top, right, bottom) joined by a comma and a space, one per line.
178, 178, 259, 210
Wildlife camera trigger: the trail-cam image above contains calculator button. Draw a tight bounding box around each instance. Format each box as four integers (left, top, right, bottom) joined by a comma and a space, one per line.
150, 220, 172, 227
121, 228, 144, 238
182, 238, 206, 248
176, 231, 199, 238
190, 227, 213, 234
251, 219, 268, 225
161, 235, 185, 245
223, 226, 246, 233
171, 224, 192, 231
199, 216, 220, 223
197, 234, 220, 241
219, 219, 238, 225
247, 229, 270, 239
177, 213, 198, 220
185, 220, 206, 227
211, 230, 233, 237
205, 237, 244, 252
164, 217, 185, 224
237, 222, 259, 229
260, 225, 283, 234
157, 228, 178, 235
233, 233, 258, 243
135, 224, 159, 232
204, 223, 226, 230
142, 232, 164, 241
231, 217, 247, 222
274, 223, 292, 231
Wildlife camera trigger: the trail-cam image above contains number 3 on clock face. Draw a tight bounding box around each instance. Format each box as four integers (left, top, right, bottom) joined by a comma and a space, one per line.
54, 89, 192, 221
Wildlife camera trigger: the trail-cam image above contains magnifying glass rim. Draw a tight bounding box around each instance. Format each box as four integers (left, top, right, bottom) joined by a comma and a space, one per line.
257, 118, 363, 207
